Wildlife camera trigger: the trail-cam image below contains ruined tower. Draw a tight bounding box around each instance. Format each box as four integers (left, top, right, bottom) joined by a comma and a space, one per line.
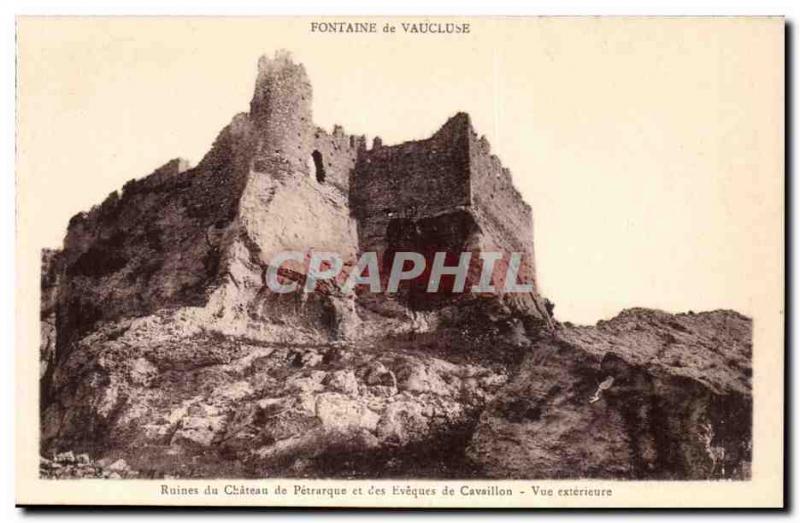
249, 50, 314, 174
350, 113, 538, 310
236, 52, 361, 273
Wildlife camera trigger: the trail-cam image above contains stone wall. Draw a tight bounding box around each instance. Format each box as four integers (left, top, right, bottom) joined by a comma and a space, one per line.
350, 113, 473, 257
55, 116, 254, 357
468, 129, 536, 290
311, 125, 365, 195
349, 112, 539, 305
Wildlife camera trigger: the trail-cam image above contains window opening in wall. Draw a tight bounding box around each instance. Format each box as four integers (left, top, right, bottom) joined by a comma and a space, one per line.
311, 150, 326, 183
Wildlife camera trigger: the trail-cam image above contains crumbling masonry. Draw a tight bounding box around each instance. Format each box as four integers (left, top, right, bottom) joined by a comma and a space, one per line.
42, 50, 549, 369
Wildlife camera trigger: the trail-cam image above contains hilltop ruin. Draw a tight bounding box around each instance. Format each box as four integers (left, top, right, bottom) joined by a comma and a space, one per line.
39, 52, 751, 480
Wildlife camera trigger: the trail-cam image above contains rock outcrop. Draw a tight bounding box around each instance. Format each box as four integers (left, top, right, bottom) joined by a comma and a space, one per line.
40, 307, 530, 478
40, 248, 61, 381
468, 309, 752, 480
39, 51, 752, 480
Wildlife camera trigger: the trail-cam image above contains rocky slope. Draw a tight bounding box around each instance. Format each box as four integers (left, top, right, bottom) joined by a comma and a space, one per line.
40, 304, 751, 479
468, 309, 752, 480
40, 299, 534, 479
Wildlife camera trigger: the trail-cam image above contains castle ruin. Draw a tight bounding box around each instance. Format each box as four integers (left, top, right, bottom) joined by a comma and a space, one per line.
45, 50, 548, 361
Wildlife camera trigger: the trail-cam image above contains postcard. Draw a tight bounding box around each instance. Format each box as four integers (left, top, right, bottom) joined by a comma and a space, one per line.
15, 16, 784, 508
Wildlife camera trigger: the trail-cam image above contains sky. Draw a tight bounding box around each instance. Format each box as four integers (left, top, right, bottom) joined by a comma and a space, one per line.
16, 17, 783, 324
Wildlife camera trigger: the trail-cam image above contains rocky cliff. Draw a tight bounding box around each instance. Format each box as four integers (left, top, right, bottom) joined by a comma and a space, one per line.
39, 52, 751, 480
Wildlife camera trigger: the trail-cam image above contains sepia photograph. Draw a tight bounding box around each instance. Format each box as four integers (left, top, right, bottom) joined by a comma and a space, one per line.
14, 15, 784, 508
